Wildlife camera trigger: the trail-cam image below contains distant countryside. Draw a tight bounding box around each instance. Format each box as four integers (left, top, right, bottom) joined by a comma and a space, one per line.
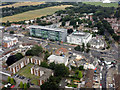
1, 5, 72, 22
83, 2, 118, 7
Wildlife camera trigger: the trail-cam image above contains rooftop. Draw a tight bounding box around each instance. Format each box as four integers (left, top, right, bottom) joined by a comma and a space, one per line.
29, 25, 67, 32
48, 54, 68, 64
31, 65, 53, 80
68, 31, 91, 39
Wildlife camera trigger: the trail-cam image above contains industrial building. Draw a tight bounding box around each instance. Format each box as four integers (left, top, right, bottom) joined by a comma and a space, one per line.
67, 31, 92, 45
29, 25, 67, 42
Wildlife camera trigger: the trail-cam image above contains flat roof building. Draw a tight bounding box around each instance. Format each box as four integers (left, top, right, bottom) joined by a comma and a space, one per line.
47, 54, 68, 66
67, 31, 92, 45
29, 25, 67, 42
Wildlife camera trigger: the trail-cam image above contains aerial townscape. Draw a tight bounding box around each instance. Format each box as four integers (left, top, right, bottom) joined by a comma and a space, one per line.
0, 1, 120, 90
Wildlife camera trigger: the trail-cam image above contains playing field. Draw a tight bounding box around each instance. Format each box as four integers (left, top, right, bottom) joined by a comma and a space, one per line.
0, 2, 45, 8
83, 2, 118, 8
1, 5, 72, 22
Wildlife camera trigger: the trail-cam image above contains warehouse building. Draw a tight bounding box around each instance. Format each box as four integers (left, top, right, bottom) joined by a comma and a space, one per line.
29, 25, 67, 42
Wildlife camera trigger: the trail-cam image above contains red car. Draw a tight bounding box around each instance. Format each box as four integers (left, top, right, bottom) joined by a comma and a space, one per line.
11, 85, 15, 88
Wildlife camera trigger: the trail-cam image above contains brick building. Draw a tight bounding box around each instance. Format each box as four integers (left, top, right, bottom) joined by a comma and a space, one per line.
31, 65, 54, 85
8, 56, 42, 74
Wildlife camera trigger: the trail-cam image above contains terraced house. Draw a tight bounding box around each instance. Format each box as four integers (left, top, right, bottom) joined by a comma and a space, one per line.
31, 65, 54, 85
8, 56, 42, 74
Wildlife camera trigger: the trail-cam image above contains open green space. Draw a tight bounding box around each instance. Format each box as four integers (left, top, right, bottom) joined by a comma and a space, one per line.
83, 2, 118, 7
17, 63, 40, 85
1, 5, 72, 22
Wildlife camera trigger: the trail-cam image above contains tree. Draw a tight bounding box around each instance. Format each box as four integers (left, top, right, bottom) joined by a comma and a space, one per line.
78, 71, 82, 79
40, 61, 49, 68
10, 31, 14, 34
24, 83, 27, 90
10, 78, 15, 85
15, 53, 23, 60
86, 43, 90, 48
6, 55, 17, 66
6, 21, 11, 26
27, 83, 30, 88
67, 29, 73, 34
40, 82, 59, 90
74, 45, 81, 51
49, 62, 56, 70
54, 64, 69, 77
86, 48, 90, 53
81, 43, 85, 52
20, 81, 23, 88
25, 50, 33, 56
61, 21, 65, 26
7, 76, 11, 83
25, 45, 43, 56
44, 51, 50, 60
79, 66, 84, 70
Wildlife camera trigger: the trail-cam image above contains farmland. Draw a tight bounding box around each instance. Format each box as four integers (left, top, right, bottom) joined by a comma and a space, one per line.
0, 2, 45, 8
1, 5, 72, 22
83, 2, 118, 8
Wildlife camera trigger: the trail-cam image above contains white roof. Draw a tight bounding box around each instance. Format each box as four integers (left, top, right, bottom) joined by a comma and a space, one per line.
0, 26, 4, 29
29, 25, 67, 32
48, 55, 68, 64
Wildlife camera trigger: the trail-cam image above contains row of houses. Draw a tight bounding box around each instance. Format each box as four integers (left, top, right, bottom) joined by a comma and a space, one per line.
8, 56, 42, 74
31, 65, 54, 85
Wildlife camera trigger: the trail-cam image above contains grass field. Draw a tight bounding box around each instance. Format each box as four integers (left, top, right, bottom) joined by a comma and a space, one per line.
1, 5, 72, 22
83, 2, 118, 8
0, 2, 45, 8
17, 63, 40, 85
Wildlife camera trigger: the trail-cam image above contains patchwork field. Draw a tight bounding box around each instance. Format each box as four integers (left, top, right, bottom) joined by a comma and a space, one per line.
1, 5, 72, 22
83, 2, 118, 8
0, 2, 45, 8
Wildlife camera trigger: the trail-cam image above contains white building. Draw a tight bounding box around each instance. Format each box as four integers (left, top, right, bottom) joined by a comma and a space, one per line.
47, 55, 68, 66
89, 37, 105, 49
84, 63, 95, 70
103, 0, 118, 3
3, 36, 18, 48
67, 31, 92, 45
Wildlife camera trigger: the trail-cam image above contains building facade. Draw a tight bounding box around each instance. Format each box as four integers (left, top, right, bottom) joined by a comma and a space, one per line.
31, 65, 54, 85
67, 31, 92, 45
3, 36, 18, 48
8, 56, 42, 74
29, 25, 67, 42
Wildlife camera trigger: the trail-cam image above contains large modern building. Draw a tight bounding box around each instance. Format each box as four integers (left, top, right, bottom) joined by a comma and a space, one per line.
29, 25, 67, 42
67, 31, 92, 45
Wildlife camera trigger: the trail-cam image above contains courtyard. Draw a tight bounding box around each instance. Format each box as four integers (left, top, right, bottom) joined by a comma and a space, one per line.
17, 63, 40, 85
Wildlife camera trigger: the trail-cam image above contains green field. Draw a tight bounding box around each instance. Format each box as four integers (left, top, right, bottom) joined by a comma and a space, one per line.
83, 2, 118, 7
17, 63, 40, 85
1, 5, 72, 22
